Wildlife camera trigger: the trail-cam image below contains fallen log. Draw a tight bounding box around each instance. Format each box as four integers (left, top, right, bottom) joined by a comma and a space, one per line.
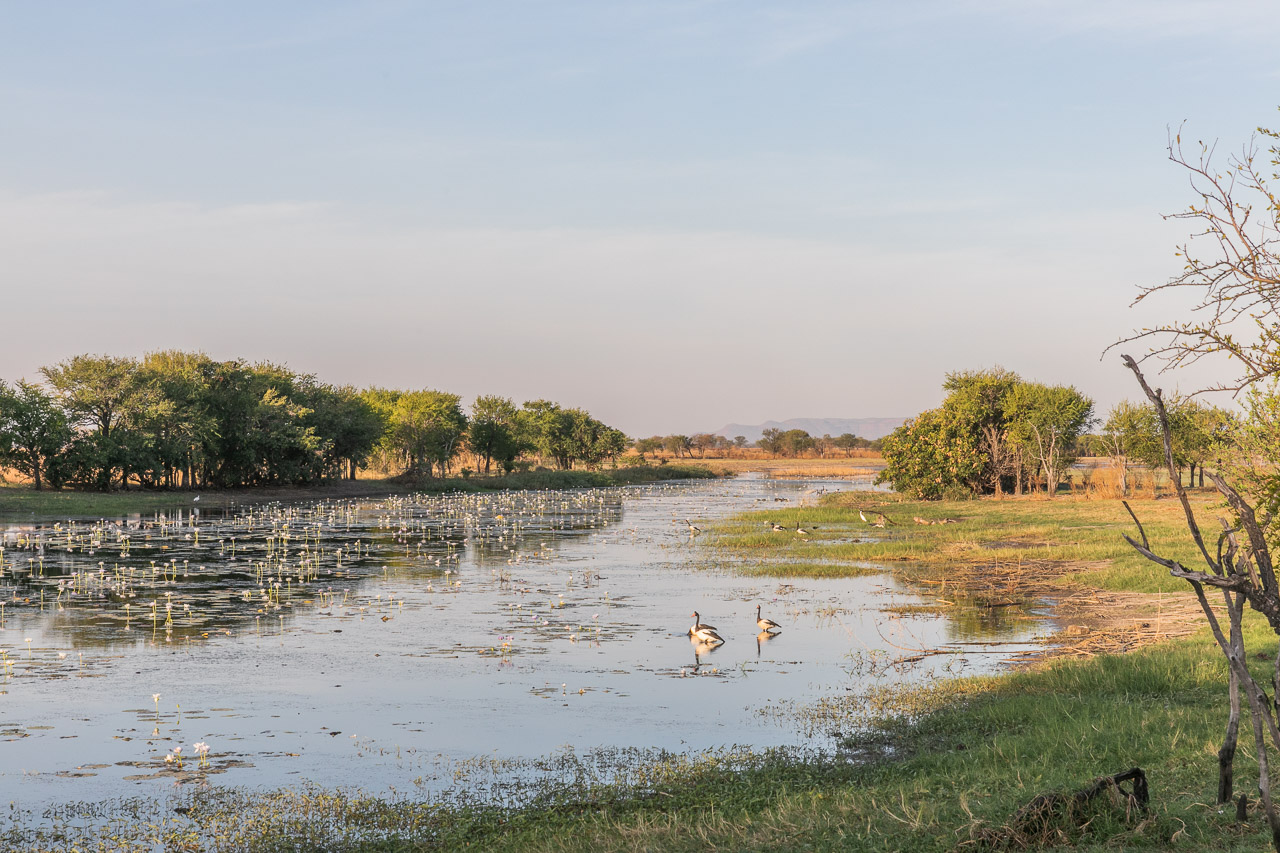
958, 767, 1149, 850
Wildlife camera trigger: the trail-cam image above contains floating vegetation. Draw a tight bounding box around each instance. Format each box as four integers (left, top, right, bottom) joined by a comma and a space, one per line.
0, 475, 1052, 846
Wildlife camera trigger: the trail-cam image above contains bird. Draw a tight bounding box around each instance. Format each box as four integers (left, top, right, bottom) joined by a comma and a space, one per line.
860, 509, 891, 528
685, 519, 702, 534
192, 495, 200, 503
691, 626, 725, 644
795, 524, 809, 536
771, 523, 787, 532
690, 611, 719, 635
756, 604, 781, 632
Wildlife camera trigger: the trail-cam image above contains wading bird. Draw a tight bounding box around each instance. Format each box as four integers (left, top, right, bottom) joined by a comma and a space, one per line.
756, 604, 781, 633
685, 519, 702, 534
690, 611, 719, 637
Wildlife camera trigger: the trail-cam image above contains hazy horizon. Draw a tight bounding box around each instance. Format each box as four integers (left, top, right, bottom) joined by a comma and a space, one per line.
3, 2, 1275, 435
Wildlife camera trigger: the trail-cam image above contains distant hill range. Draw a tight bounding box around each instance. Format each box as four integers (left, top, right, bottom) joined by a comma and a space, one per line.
711, 417, 907, 444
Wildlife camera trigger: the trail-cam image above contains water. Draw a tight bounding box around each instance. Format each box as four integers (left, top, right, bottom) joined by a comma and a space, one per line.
0, 475, 1046, 815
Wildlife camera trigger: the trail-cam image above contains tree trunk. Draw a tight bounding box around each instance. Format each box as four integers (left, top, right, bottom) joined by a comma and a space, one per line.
1219, 592, 1244, 803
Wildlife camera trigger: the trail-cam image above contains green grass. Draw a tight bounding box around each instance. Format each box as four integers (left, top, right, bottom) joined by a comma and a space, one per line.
712, 491, 1226, 594
14, 624, 1273, 851
5, 484, 1262, 852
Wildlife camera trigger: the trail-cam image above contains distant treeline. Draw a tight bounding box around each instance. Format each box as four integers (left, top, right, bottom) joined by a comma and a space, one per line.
0, 352, 629, 491
633, 429, 881, 459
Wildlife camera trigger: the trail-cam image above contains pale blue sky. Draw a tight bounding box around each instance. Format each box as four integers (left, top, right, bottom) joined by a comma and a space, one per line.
2, 1, 1277, 434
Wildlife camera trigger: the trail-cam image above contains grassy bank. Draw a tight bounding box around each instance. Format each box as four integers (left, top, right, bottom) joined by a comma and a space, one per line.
711, 490, 1216, 592
9, 487, 1266, 851
0, 465, 718, 520
17, 626, 1271, 851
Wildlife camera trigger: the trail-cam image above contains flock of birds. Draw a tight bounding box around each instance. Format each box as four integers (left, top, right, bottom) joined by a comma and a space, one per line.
687, 605, 780, 645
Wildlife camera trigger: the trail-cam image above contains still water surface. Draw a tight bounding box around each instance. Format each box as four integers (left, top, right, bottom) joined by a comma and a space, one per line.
0, 476, 1046, 812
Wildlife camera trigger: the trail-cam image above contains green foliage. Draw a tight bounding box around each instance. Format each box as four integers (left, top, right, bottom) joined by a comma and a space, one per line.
0, 380, 72, 491
469, 395, 524, 475
756, 427, 784, 454
4, 352, 632, 492
387, 390, 468, 477
519, 400, 627, 470
1003, 382, 1094, 499
876, 407, 984, 499
878, 369, 1093, 499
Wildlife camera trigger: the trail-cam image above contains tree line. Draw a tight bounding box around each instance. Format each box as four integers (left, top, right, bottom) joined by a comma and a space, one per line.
877, 367, 1237, 500
0, 352, 629, 491
633, 431, 880, 459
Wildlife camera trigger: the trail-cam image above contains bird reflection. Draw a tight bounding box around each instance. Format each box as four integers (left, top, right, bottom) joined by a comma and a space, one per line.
756, 629, 778, 658
690, 634, 723, 671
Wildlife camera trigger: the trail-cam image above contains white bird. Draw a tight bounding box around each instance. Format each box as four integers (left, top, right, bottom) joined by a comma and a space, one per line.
771, 523, 787, 532
690, 611, 719, 635
756, 604, 781, 633
691, 626, 724, 644
193, 495, 200, 503
685, 519, 702, 534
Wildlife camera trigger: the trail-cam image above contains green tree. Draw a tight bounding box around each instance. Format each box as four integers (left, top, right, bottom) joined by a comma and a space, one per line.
41, 354, 147, 489
943, 368, 1021, 494
756, 428, 784, 455
634, 436, 663, 459
662, 434, 692, 460
1098, 400, 1153, 496
1004, 383, 1094, 498
876, 407, 984, 499
0, 380, 72, 491
520, 400, 576, 469
389, 391, 467, 476
778, 429, 814, 457
469, 395, 523, 474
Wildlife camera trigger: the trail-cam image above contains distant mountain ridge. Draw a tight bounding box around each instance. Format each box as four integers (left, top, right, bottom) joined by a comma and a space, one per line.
711, 417, 907, 444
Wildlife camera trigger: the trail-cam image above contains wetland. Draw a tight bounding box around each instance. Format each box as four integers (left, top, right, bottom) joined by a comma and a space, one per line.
0, 475, 1049, 843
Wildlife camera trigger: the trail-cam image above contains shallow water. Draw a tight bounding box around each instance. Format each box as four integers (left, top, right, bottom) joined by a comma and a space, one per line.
0, 475, 1046, 814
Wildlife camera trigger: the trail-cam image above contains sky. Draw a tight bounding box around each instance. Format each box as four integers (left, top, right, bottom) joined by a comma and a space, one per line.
2, 1, 1278, 436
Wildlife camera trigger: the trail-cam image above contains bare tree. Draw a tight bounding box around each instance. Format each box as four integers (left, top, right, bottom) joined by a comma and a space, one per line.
1112, 121, 1280, 391
1121, 355, 1280, 850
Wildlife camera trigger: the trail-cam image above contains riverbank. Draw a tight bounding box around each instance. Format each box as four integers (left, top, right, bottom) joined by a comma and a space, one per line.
6, 487, 1268, 851
0, 464, 718, 519
711, 490, 1219, 660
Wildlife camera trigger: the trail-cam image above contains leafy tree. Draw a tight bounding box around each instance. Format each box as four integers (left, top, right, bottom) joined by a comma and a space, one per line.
520, 400, 577, 469
1097, 400, 1153, 495
390, 390, 467, 476
732, 435, 747, 449
1004, 382, 1094, 498
662, 434, 691, 459
943, 368, 1021, 494
778, 429, 814, 457
876, 407, 984, 499
469, 395, 523, 475
42, 354, 147, 489
300, 383, 384, 480
756, 428, 784, 455
634, 436, 663, 459
0, 380, 72, 491
690, 433, 718, 458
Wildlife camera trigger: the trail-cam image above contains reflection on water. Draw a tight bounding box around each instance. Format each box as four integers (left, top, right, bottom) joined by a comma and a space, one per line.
0, 476, 1049, 818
